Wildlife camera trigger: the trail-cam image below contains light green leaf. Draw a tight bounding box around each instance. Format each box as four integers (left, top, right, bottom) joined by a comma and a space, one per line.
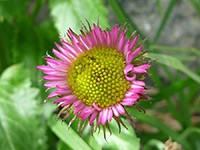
49, 0, 109, 35
48, 115, 92, 150
0, 64, 46, 150
94, 119, 140, 150
149, 53, 200, 84
143, 139, 165, 150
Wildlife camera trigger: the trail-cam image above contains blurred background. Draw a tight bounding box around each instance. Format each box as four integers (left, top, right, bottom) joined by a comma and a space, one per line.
0, 0, 200, 150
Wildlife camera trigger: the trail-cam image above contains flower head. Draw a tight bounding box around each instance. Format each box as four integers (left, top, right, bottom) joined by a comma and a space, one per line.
37, 20, 153, 136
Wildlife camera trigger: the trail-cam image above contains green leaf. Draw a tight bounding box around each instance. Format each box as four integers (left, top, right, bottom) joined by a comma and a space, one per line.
0, 64, 46, 150
127, 108, 191, 150
0, 0, 28, 22
49, 0, 109, 35
57, 141, 72, 150
48, 115, 92, 150
93, 119, 140, 150
149, 53, 200, 84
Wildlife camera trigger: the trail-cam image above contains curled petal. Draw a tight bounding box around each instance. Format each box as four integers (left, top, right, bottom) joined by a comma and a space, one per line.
93, 102, 101, 111
124, 64, 136, 81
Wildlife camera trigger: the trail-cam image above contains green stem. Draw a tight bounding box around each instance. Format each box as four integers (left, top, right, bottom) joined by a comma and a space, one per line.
165, 97, 183, 125
178, 90, 192, 128
156, 0, 164, 17
153, 0, 177, 44
150, 45, 200, 57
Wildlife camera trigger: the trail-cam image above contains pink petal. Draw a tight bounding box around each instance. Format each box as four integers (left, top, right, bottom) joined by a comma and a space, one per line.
61, 41, 79, 56
124, 64, 136, 81
115, 104, 125, 114
74, 103, 85, 114
131, 84, 144, 90
36, 66, 52, 71
53, 98, 66, 104
56, 84, 71, 89
73, 100, 83, 107
108, 109, 113, 122
55, 89, 72, 95
129, 36, 138, 50
117, 31, 125, 52
82, 108, 94, 120
112, 105, 119, 117
79, 35, 90, 50
44, 81, 66, 88
43, 76, 66, 81
93, 102, 101, 111
101, 108, 109, 125
96, 111, 103, 126
122, 98, 138, 103
89, 111, 98, 125
46, 91, 58, 100
121, 101, 134, 106
132, 80, 146, 86
61, 99, 76, 107
123, 40, 130, 55
78, 106, 90, 118
55, 42, 76, 59
52, 49, 72, 63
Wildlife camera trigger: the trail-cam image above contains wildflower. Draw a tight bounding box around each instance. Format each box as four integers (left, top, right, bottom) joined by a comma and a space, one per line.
37, 20, 153, 136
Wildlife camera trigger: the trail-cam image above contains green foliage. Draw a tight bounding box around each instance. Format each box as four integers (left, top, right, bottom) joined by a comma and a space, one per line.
49, 0, 109, 34
48, 115, 93, 150
0, 0, 28, 22
93, 119, 140, 150
0, 64, 46, 150
149, 53, 200, 84
0, 0, 200, 150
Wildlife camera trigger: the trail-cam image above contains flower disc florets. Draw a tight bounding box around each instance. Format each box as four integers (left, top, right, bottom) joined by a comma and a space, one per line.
37, 20, 153, 137
68, 47, 130, 108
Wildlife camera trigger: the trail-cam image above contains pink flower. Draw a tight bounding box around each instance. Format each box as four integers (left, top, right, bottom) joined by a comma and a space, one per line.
37, 20, 152, 136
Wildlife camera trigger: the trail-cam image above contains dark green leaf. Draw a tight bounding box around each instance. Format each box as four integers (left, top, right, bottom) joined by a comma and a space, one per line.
0, 0, 28, 22
57, 141, 72, 150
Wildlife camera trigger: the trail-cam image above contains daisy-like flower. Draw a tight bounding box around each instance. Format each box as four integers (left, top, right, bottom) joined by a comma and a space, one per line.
37, 20, 153, 136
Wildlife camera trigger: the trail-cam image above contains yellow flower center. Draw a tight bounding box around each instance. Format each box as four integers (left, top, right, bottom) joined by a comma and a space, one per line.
68, 47, 130, 108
